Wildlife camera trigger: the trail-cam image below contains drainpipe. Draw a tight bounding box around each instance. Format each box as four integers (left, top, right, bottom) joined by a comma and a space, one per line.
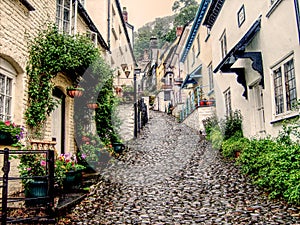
107, 0, 111, 49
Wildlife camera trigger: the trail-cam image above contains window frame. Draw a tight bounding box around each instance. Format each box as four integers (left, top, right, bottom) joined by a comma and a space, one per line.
0, 61, 16, 122
271, 54, 297, 118
220, 30, 227, 59
224, 88, 232, 117
56, 0, 73, 34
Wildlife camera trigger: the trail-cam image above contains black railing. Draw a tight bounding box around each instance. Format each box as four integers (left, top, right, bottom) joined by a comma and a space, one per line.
0, 148, 55, 224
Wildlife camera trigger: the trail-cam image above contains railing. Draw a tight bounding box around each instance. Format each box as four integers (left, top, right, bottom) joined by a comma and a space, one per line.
0, 148, 55, 224
179, 100, 216, 122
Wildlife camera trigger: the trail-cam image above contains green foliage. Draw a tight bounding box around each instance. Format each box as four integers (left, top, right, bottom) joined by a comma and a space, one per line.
237, 137, 300, 205
25, 25, 99, 132
172, 0, 198, 12
210, 127, 223, 150
203, 114, 219, 141
221, 110, 243, 140
221, 135, 250, 159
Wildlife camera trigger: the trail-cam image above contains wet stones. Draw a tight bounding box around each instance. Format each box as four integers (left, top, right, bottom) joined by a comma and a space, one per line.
60, 111, 300, 224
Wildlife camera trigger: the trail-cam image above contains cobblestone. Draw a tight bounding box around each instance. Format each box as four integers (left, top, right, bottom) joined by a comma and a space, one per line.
62, 111, 300, 224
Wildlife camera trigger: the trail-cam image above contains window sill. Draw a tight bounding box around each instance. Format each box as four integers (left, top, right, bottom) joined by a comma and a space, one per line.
270, 112, 299, 124
266, 0, 283, 18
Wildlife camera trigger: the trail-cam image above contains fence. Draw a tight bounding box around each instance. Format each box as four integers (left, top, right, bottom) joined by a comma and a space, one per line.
0, 148, 56, 224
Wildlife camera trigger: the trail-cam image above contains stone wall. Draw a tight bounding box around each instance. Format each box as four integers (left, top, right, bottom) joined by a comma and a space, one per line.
181, 107, 216, 132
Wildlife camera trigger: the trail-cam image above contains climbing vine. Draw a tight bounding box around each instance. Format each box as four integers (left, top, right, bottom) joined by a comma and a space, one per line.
25, 25, 99, 131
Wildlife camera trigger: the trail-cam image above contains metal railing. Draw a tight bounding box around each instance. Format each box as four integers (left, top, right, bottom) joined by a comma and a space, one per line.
0, 148, 55, 224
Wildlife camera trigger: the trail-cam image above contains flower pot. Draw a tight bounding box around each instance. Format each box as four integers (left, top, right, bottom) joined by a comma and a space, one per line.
0, 131, 17, 145
87, 103, 99, 109
25, 179, 48, 207
66, 87, 84, 98
63, 170, 82, 191
200, 101, 206, 106
112, 143, 125, 154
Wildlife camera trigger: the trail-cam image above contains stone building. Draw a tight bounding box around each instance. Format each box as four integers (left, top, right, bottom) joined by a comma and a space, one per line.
0, 0, 136, 152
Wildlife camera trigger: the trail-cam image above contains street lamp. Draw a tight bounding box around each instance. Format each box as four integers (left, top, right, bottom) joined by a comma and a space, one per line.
134, 68, 141, 138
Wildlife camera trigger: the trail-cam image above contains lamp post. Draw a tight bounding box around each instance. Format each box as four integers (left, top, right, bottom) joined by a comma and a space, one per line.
134, 68, 141, 138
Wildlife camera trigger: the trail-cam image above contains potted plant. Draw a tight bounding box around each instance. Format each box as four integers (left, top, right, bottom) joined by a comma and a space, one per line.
18, 153, 48, 206
87, 102, 99, 109
55, 152, 85, 191
66, 86, 84, 98
0, 121, 23, 145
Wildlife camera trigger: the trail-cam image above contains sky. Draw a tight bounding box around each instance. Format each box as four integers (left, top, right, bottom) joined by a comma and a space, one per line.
119, 0, 176, 29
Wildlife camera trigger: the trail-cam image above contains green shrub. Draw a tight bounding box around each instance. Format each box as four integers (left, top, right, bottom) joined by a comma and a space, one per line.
221, 110, 243, 140
237, 138, 300, 205
203, 114, 219, 141
221, 135, 250, 159
210, 127, 223, 150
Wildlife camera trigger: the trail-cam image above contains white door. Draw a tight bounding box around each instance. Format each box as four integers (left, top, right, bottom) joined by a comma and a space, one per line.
252, 84, 265, 135
51, 95, 63, 155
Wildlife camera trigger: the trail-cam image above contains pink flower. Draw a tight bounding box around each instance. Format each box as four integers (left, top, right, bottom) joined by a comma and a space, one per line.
4, 121, 10, 126
27, 167, 32, 171
81, 153, 87, 159
40, 160, 46, 167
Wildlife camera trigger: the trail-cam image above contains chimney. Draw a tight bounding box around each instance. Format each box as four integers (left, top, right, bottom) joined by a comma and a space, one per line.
150, 36, 158, 49
176, 26, 183, 37
123, 7, 128, 22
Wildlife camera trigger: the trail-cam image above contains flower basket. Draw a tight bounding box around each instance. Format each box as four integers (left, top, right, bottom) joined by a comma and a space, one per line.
87, 103, 99, 109
0, 131, 17, 145
66, 87, 84, 98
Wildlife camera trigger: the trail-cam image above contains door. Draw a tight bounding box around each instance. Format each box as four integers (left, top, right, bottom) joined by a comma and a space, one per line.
252, 84, 265, 135
51, 88, 65, 155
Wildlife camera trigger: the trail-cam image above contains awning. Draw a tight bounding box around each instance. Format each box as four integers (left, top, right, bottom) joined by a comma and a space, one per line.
181, 65, 202, 88
181, 74, 198, 88
213, 16, 264, 99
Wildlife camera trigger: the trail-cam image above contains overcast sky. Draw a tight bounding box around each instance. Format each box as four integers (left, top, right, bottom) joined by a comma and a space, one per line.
119, 0, 176, 29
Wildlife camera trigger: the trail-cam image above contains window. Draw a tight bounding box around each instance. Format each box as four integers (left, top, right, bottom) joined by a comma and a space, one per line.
273, 58, 297, 115
237, 5, 245, 27
197, 34, 200, 55
192, 46, 195, 65
164, 91, 171, 101
220, 30, 227, 59
87, 30, 97, 46
0, 74, 13, 121
224, 88, 232, 116
208, 64, 214, 91
56, 0, 74, 34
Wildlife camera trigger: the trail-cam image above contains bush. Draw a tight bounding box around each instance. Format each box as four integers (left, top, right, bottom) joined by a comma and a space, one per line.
221, 135, 250, 159
221, 110, 243, 140
210, 127, 223, 150
237, 138, 300, 205
203, 114, 219, 141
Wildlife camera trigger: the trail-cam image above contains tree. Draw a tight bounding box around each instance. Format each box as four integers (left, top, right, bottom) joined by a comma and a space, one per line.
172, 0, 198, 12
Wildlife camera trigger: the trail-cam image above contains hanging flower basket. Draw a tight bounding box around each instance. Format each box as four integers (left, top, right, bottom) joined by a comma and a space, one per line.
87, 103, 99, 109
66, 87, 84, 98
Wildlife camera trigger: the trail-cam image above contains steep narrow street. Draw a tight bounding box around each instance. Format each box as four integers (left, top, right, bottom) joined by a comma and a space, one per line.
60, 111, 300, 225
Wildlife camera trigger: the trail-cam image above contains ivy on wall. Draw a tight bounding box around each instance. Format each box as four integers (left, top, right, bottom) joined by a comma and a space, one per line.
25, 25, 99, 132
25, 25, 120, 144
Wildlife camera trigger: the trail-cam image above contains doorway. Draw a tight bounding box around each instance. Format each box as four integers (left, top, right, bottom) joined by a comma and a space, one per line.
51, 87, 65, 155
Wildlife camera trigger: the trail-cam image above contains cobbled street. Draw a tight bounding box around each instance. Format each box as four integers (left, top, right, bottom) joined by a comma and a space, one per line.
61, 111, 300, 225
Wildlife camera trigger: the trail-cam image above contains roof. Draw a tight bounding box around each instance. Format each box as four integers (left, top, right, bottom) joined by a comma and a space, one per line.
180, 0, 211, 62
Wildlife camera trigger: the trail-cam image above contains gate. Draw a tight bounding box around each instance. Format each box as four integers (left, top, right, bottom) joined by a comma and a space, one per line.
0, 148, 56, 224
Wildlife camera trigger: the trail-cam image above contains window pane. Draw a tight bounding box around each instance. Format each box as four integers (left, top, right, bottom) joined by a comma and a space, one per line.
284, 59, 296, 111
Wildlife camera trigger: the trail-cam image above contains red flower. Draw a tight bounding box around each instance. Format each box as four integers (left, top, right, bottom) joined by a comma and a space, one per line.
5, 121, 10, 126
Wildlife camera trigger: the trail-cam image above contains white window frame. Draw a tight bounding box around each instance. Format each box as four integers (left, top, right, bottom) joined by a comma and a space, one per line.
56, 0, 74, 34
272, 55, 297, 117
208, 63, 214, 92
220, 30, 227, 59
224, 88, 232, 116
87, 30, 97, 46
0, 59, 16, 122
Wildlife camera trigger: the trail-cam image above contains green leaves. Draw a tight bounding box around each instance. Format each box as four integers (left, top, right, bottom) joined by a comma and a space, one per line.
25, 25, 99, 131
